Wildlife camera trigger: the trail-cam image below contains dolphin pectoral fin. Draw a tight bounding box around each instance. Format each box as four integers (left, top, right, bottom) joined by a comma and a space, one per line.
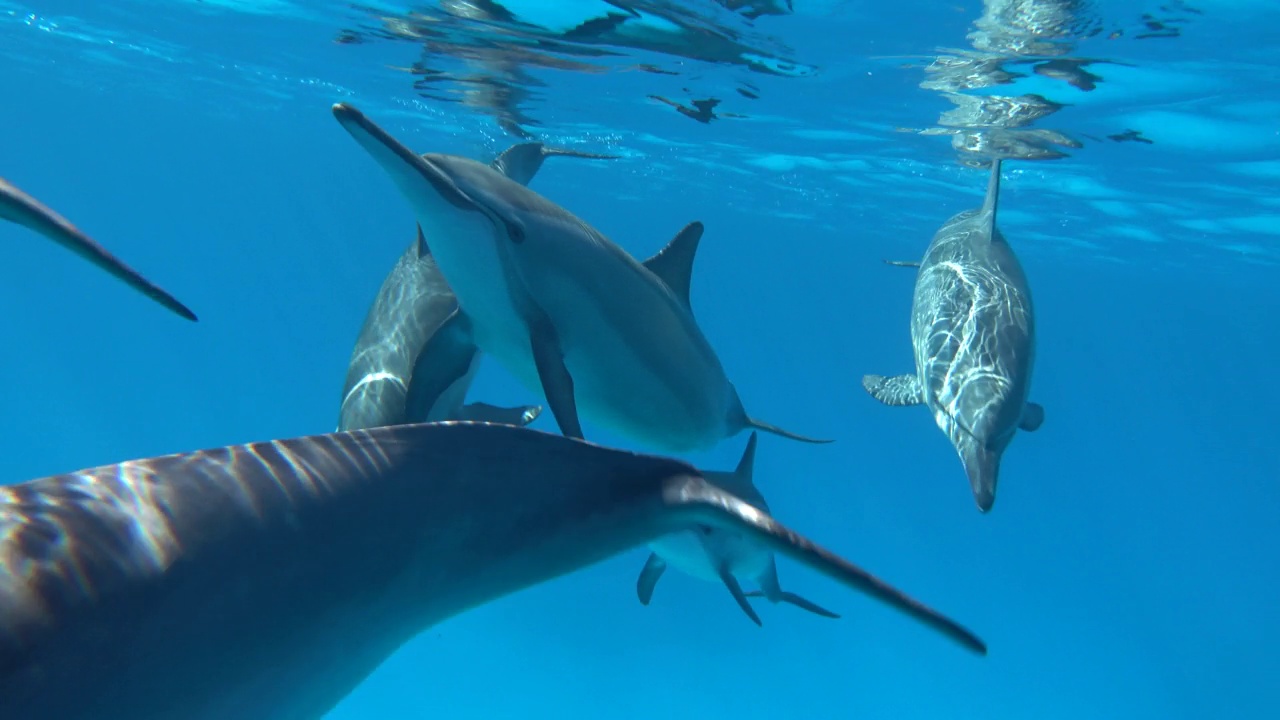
0, 177, 198, 321
862, 373, 924, 406
528, 314, 584, 440
745, 558, 840, 619
718, 565, 763, 626
453, 402, 543, 427
405, 310, 478, 422
665, 475, 987, 655
636, 553, 667, 605
1019, 402, 1045, 432
882, 259, 921, 268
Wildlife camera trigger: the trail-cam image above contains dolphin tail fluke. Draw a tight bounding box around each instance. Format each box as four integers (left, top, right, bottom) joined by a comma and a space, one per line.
453, 402, 543, 427
0, 177, 197, 321
862, 374, 924, 406
882, 259, 921, 268
744, 417, 833, 445
1019, 402, 1045, 432
666, 475, 987, 655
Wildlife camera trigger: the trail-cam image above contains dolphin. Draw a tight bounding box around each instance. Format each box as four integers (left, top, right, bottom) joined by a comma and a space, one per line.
637, 432, 840, 625
0, 176, 197, 321
330, 103, 830, 453
338, 142, 619, 432
862, 158, 1043, 512
0, 422, 985, 719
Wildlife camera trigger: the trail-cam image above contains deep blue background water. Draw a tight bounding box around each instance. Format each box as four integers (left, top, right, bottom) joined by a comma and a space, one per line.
2, 1, 1277, 718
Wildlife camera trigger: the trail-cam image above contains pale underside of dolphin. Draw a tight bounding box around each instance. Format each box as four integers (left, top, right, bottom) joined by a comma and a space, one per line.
0, 176, 197, 321
0, 422, 984, 720
338, 143, 619, 432
862, 158, 1043, 512
637, 432, 839, 625
330, 103, 830, 453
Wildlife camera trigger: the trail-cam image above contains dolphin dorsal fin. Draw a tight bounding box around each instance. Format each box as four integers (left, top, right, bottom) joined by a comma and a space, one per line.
490, 143, 550, 186
490, 144, 621, 186
981, 158, 1002, 227
734, 431, 758, 485
642, 221, 704, 309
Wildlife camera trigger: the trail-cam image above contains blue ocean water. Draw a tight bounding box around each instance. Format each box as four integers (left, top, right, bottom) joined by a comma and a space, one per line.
1, 0, 1276, 718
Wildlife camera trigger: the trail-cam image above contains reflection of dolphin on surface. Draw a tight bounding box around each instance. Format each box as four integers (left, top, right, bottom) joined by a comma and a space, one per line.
863, 159, 1042, 512
0, 422, 987, 719
338, 142, 618, 432
637, 432, 840, 625
332, 103, 830, 452
0, 176, 196, 321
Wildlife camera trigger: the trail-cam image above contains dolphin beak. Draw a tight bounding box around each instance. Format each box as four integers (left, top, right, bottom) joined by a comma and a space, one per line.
959, 440, 1000, 513
330, 103, 476, 213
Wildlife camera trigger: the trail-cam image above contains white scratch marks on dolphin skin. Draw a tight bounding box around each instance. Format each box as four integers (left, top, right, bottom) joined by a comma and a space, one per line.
341, 372, 406, 409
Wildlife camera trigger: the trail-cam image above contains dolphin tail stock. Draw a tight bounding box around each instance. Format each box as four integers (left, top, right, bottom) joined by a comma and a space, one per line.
862, 374, 925, 406
663, 474, 988, 656
0, 176, 197, 321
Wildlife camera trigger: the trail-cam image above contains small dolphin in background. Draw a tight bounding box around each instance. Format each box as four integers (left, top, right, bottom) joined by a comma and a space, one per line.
0, 176, 196, 321
0, 422, 985, 720
637, 432, 840, 625
863, 158, 1043, 512
331, 103, 830, 452
338, 142, 618, 431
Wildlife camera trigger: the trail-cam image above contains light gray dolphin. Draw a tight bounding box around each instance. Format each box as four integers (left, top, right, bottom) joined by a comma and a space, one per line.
0, 422, 985, 719
331, 103, 830, 453
863, 158, 1043, 512
0, 176, 197, 321
338, 142, 620, 432
637, 432, 840, 625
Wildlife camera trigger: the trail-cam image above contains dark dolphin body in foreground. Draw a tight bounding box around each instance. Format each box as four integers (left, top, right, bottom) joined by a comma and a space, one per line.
338, 143, 617, 432
0, 176, 196, 321
863, 159, 1042, 512
0, 422, 985, 719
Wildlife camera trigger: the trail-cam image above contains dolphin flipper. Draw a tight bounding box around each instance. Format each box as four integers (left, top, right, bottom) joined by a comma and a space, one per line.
1019, 402, 1045, 431
490, 143, 620, 186
453, 402, 543, 426
718, 564, 763, 626
528, 310, 584, 440
862, 373, 924, 406
0, 176, 197, 321
745, 558, 840, 620
666, 474, 987, 655
404, 309, 480, 422
636, 552, 668, 605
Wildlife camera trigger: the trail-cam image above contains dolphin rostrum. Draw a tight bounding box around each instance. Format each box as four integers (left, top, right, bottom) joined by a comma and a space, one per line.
863, 158, 1043, 512
338, 142, 619, 432
0, 176, 196, 321
637, 432, 839, 625
0, 422, 985, 719
331, 103, 830, 453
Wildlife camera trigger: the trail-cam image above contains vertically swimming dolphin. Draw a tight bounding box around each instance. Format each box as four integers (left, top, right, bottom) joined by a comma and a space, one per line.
338, 142, 618, 432
0, 176, 197, 321
637, 432, 839, 625
331, 103, 829, 453
0, 422, 985, 719
862, 159, 1043, 512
